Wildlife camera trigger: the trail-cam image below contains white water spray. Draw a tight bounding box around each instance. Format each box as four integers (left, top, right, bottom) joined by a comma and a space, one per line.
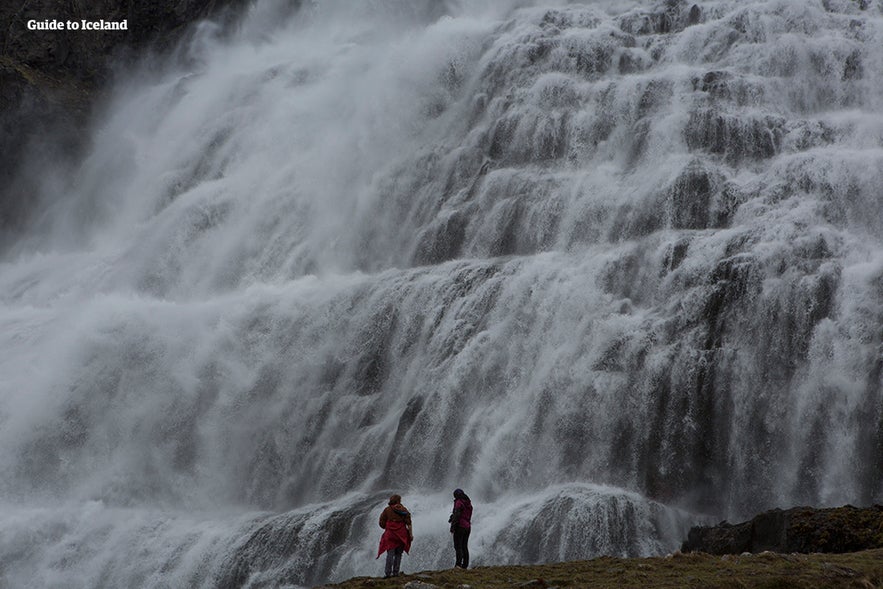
2, 0, 882, 586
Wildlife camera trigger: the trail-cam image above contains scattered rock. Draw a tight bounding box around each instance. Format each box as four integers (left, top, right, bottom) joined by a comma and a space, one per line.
403, 582, 438, 589
820, 563, 862, 578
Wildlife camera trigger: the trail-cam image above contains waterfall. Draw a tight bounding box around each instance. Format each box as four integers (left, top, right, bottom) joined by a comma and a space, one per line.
2, 0, 882, 586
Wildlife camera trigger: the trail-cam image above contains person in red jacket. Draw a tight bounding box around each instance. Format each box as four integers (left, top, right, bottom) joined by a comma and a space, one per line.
448, 488, 473, 569
376, 494, 413, 578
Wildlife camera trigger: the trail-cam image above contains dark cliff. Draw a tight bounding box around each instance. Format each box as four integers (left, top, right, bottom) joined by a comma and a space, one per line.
0, 0, 253, 242
682, 505, 883, 555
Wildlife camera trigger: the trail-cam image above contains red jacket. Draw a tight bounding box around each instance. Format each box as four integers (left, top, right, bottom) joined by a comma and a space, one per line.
377, 504, 413, 557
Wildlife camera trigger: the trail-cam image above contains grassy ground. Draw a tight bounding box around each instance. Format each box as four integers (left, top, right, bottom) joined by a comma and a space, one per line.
319, 549, 883, 589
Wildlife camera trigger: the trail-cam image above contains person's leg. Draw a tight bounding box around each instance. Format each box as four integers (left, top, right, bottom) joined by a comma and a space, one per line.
392, 546, 404, 575
462, 527, 471, 569
453, 527, 465, 568
385, 549, 395, 577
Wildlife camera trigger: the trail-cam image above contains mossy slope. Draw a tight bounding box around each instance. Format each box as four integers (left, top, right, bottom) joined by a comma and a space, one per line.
320, 549, 883, 589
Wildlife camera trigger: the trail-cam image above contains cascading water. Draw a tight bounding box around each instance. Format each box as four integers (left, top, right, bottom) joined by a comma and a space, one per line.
2, 0, 882, 586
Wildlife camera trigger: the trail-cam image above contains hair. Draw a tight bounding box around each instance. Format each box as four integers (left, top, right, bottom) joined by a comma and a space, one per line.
453, 488, 470, 502
389, 494, 402, 505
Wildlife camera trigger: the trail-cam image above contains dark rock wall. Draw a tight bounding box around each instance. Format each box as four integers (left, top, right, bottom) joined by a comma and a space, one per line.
1, 0, 253, 81
0, 0, 253, 244
682, 505, 883, 555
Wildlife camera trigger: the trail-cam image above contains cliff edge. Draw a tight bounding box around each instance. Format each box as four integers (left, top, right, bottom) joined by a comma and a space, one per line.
682, 505, 883, 555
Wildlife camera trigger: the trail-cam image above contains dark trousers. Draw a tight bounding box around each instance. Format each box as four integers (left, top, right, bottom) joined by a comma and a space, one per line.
384, 546, 403, 576
453, 526, 470, 569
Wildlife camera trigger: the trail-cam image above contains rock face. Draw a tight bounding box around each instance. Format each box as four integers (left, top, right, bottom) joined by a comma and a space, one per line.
682, 505, 883, 555
0, 56, 90, 236
0, 0, 253, 243
0, 0, 252, 82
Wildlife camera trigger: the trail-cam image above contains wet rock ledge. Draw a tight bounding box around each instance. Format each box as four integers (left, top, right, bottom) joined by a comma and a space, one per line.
682, 505, 883, 555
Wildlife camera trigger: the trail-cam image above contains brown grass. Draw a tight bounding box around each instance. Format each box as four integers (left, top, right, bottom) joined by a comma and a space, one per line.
318, 549, 883, 589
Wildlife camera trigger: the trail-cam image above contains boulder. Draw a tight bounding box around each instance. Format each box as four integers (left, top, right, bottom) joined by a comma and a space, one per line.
682, 505, 883, 554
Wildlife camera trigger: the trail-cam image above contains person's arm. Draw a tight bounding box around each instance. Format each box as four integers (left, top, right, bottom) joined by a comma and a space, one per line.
449, 505, 461, 533
379, 507, 388, 529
